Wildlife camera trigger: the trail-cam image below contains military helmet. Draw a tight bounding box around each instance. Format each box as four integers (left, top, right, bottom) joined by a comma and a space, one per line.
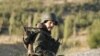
41, 12, 58, 25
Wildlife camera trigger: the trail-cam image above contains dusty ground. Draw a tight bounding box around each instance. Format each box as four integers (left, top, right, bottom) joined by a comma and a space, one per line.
0, 35, 100, 56
0, 35, 26, 56
0, 34, 89, 56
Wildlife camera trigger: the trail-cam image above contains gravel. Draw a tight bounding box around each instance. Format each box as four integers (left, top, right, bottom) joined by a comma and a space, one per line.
65, 48, 100, 56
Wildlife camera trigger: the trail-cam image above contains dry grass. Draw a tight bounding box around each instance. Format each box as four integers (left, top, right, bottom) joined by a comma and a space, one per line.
0, 35, 23, 44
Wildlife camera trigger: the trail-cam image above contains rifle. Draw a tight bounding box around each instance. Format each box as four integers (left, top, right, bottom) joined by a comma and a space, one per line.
20, 21, 39, 49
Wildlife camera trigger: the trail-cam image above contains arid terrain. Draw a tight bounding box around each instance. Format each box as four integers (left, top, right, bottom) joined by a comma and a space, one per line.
0, 35, 26, 56
0, 35, 100, 56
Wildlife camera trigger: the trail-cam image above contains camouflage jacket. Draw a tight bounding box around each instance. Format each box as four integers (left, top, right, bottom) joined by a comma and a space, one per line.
23, 23, 60, 56
33, 26, 59, 55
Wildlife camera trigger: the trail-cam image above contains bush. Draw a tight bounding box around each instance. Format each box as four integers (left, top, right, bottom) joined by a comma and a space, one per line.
88, 19, 100, 48
88, 32, 100, 48
62, 15, 74, 46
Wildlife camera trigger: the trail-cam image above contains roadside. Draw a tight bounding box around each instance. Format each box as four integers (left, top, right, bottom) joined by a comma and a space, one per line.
0, 35, 26, 56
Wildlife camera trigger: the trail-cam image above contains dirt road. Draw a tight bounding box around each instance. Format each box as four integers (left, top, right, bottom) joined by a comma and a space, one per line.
0, 35, 26, 56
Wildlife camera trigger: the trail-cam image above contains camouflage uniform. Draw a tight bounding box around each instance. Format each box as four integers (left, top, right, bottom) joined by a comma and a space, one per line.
33, 23, 57, 56
23, 12, 59, 56
33, 13, 59, 56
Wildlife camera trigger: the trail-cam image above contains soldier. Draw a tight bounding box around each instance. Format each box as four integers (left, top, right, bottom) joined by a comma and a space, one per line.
33, 12, 59, 56
23, 12, 59, 56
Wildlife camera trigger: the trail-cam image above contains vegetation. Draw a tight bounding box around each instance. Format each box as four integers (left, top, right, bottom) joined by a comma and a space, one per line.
0, 0, 100, 49
88, 19, 100, 48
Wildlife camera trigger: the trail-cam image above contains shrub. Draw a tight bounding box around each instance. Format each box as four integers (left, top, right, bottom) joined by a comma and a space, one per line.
88, 19, 100, 48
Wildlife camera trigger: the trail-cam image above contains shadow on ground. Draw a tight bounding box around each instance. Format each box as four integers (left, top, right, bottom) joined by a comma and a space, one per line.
0, 42, 26, 56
